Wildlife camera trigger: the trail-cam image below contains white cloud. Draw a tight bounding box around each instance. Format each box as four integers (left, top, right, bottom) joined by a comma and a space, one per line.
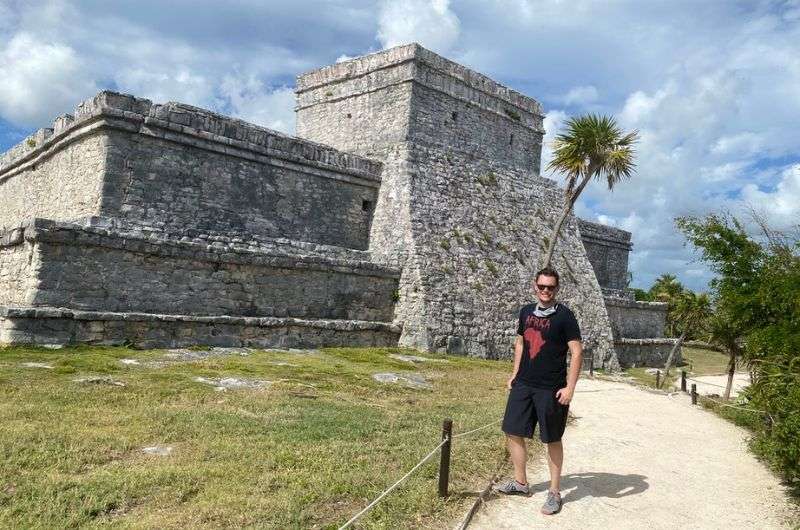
376, 0, 460, 53
541, 109, 568, 174
740, 164, 800, 230
561, 85, 598, 106
219, 75, 296, 134
596, 214, 616, 227
0, 32, 97, 126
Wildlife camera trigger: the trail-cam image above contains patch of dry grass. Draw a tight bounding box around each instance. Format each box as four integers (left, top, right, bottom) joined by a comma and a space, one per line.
0, 345, 524, 528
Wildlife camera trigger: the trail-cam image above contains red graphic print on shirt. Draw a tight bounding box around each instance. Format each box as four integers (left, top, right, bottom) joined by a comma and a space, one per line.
523, 315, 551, 360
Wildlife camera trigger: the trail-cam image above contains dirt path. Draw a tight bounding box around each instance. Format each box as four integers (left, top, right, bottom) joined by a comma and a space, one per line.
468, 377, 797, 529
672, 371, 751, 398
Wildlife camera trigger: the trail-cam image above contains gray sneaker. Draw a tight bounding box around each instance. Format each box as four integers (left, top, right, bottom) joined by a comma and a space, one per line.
541, 490, 562, 515
495, 479, 530, 495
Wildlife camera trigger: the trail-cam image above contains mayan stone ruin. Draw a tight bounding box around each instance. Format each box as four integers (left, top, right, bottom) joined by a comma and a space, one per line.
0, 43, 672, 368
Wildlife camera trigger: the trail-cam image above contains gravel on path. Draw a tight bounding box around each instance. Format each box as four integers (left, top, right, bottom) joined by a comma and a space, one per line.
468, 377, 797, 530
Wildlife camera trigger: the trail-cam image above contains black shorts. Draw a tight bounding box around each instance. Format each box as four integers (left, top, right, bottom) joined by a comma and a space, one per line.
501, 382, 569, 443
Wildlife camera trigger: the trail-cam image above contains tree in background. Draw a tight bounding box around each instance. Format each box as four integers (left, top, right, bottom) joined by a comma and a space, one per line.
661, 290, 712, 382
677, 213, 800, 491
543, 115, 638, 267
704, 310, 744, 400
648, 273, 686, 336
631, 288, 650, 301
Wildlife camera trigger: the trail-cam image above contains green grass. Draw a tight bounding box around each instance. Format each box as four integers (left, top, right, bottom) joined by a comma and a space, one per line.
679, 346, 732, 375
0, 345, 522, 529
697, 395, 763, 431
623, 367, 671, 388
623, 346, 732, 390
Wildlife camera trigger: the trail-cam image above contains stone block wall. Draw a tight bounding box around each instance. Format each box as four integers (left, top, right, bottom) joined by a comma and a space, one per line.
5, 220, 398, 322
297, 44, 618, 367
615, 339, 680, 368
0, 92, 384, 250
0, 128, 107, 231
578, 219, 632, 292
0, 229, 40, 307
604, 296, 668, 339
0, 307, 400, 349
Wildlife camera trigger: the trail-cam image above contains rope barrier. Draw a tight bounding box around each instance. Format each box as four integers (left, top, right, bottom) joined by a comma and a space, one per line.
685, 376, 728, 389
338, 417, 504, 528
452, 419, 502, 439
338, 436, 449, 530
700, 396, 767, 414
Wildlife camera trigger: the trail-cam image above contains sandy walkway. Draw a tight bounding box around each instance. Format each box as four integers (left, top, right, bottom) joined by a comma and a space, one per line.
468, 377, 797, 529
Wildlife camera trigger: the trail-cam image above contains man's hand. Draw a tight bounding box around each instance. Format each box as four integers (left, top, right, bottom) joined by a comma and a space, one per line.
507, 376, 516, 390
555, 386, 574, 405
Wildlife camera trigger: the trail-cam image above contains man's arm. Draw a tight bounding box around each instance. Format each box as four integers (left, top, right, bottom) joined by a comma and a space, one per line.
556, 340, 583, 405
507, 335, 523, 389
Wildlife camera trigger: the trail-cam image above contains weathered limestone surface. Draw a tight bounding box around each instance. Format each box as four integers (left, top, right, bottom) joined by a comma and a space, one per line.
604, 297, 668, 339
614, 338, 681, 369
297, 44, 618, 367
2, 219, 398, 321
0, 307, 400, 350
578, 219, 632, 293
0, 92, 382, 249
0, 133, 106, 230
0, 229, 39, 307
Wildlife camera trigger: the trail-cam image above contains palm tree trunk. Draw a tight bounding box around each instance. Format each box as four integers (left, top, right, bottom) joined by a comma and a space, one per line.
542, 174, 593, 268
662, 330, 687, 385
724, 349, 736, 401
543, 203, 573, 268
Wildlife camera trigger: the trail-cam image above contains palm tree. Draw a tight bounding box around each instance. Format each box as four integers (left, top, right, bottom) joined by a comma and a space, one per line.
705, 311, 744, 400
649, 274, 684, 302
649, 274, 686, 336
661, 291, 713, 385
543, 115, 638, 267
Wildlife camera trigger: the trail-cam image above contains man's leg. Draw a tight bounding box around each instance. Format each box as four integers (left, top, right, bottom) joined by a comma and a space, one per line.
506, 434, 528, 485
546, 440, 563, 492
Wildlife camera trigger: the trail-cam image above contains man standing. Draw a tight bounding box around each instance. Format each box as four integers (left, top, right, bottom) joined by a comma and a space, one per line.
496, 267, 583, 515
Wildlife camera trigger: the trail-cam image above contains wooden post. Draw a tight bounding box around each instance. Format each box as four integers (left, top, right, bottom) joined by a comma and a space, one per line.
681, 371, 687, 392
438, 419, 453, 497
589, 351, 594, 377
691, 384, 697, 405
655, 370, 661, 389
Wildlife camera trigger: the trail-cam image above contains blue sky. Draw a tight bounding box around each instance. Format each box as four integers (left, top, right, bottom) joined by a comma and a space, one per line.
2, 0, 799, 291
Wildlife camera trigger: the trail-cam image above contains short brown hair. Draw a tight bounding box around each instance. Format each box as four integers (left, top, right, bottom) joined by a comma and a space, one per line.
535, 267, 560, 286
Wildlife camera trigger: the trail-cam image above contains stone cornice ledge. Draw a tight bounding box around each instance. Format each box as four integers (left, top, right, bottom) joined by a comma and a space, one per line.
604, 296, 668, 310
0, 91, 383, 185
615, 338, 679, 345
2, 219, 400, 279
297, 43, 543, 116
0, 306, 402, 333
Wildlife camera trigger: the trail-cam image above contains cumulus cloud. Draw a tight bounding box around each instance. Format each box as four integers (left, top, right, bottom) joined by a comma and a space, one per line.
376, 0, 460, 53
740, 164, 800, 230
0, 32, 97, 126
219, 75, 296, 134
0, 0, 373, 135
541, 109, 568, 174
560, 85, 599, 107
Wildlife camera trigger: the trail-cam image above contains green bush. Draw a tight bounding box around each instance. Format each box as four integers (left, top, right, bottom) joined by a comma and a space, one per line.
678, 214, 800, 492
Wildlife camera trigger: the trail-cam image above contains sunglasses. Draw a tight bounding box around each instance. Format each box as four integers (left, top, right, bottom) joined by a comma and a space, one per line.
536, 284, 557, 292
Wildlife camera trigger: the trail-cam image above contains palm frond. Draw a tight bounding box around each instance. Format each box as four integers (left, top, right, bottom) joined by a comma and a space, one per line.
546, 114, 639, 193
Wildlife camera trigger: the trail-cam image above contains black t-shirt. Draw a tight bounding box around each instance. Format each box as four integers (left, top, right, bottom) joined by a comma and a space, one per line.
514, 303, 581, 390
